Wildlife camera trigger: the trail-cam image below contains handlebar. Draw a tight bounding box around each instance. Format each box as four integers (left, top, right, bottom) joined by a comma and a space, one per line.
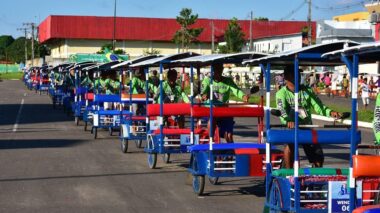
270, 124, 350, 129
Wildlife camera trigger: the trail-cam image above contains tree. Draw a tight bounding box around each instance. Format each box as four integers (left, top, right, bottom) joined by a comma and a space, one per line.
223, 18, 246, 53
173, 8, 203, 52
254, 17, 269, 21
6, 37, 29, 63
113, 49, 126, 54
0, 35, 14, 60
97, 43, 113, 54
143, 48, 161, 56
97, 43, 125, 54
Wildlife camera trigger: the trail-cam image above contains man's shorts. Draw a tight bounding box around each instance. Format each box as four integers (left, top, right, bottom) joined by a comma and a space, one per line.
362, 97, 370, 105
216, 117, 235, 138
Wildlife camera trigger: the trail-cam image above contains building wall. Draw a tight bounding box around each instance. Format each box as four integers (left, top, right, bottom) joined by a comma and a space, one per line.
319, 37, 374, 44
48, 39, 212, 59
366, 1, 380, 13
333, 12, 369, 22
252, 34, 303, 54
316, 20, 374, 44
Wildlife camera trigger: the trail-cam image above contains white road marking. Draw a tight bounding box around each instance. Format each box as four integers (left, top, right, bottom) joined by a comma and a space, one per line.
12, 99, 24, 132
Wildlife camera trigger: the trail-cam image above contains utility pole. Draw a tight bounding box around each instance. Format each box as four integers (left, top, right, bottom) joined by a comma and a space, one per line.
211, 21, 214, 53
307, 0, 312, 46
23, 22, 36, 66
112, 0, 117, 51
17, 27, 28, 65
249, 11, 253, 51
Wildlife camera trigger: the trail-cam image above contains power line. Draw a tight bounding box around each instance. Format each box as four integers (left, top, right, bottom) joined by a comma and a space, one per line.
312, 1, 367, 11
280, 0, 307, 21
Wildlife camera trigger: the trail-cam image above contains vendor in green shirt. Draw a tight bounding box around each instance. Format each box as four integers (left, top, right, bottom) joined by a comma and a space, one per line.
94, 72, 110, 94
64, 68, 76, 91
276, 66, 341, 168
154, 69, 189, 104
373, 94, 380, 145
201, 63, 250, 143
154, 69, 189, 128
81, 72, 94, 91
130, 68, 157, 95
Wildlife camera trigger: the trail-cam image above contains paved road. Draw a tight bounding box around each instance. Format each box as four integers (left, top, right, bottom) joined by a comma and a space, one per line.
0, 80, 375, 213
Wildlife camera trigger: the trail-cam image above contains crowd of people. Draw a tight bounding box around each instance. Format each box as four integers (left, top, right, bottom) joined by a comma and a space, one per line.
275, 71, 380, 109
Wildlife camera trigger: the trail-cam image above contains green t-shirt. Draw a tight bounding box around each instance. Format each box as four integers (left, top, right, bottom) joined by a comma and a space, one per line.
373, 94, 380, 144
108, 79, 121, 95
81, 76, 93, 89
130, 77, 157, 94
64, 74, 75, 89
276, 85, 332, 125
201, 76, 245, 104
94, 78, 110, 94
154, 81, 189, 104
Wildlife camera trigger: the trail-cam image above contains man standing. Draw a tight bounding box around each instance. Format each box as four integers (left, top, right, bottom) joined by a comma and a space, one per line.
276, 66, 341, 168
201, 64, 250, 143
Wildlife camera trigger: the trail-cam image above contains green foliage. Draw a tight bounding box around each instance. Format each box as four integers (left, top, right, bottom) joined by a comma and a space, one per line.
254, 17, 269, 21
223, 18, 246, 53
38, 44, 50, 57
113, 49, 126, 54
217, 45, 229, 54
6, 37, 29, 63
97, 43, 125, 54
0, 35, 14, 60
173, 8, 204, 52
97, 43, 113, 54
143, 48, 161, 56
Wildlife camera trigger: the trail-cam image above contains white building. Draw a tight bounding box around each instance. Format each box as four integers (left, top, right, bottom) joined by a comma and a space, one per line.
316, 20, 374, 44
244, 33, 304, 54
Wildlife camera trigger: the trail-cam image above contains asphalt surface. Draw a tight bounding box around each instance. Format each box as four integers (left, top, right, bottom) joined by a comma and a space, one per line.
0, 80, 376, 213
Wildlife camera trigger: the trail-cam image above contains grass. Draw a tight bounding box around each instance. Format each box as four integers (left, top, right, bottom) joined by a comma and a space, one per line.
327, 104, 373, 123
0, 72, 23, 80
230, 94, 374, 123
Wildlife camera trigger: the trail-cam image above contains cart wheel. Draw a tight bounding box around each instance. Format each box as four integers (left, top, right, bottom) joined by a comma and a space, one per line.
109, 127, 113, 136
121, 139, 128, 153
135, 140, 143, 148
93, 128, 98, 139
148, 153, 157, 169
75, 117, 79, 126
208, 177, 219, 185
193, 175, 205, 196
162, 153, 171, 164
84, 122, 88, 131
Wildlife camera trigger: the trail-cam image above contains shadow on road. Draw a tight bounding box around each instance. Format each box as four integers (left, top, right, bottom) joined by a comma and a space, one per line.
0, 104, 72, 126
0, 139, 86, 149
0, 170, 186, 182
202, 178, 265, 197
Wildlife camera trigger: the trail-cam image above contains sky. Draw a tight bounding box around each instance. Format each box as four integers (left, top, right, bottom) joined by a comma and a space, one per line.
0, 0, 369, 38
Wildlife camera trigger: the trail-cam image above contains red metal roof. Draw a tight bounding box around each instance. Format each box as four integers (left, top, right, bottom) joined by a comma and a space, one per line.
38, 15, 316, 44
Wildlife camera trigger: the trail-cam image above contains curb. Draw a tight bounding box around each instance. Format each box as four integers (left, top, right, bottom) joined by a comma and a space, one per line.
311, 114, 372, 129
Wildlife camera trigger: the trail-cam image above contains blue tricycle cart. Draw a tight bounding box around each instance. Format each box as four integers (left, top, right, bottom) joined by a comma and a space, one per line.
129, 52, 201, 169
244, 41, 380, 212
172, 53, 283, 195
111, 55, 160, 153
